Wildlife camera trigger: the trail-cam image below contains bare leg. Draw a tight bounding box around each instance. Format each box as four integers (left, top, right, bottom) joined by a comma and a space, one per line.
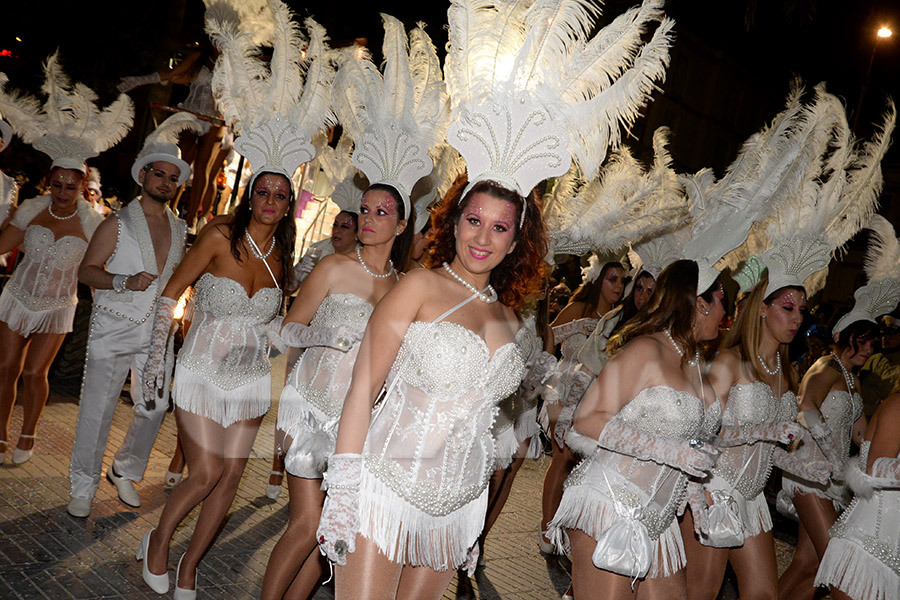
0, 321, 29, 444
186, 127, 225, 227
777, 493, 838, 600
729, 530, 779, 600
261, 475, 326, 600
637, 570, 688, 600
395, 563, 457, 600
167, 433, 186, 475
16, 331, 66, 450
679, 508, 728, 600
541, 403, 577, 546
336, 535, 403, 600
569, 528, 637, 599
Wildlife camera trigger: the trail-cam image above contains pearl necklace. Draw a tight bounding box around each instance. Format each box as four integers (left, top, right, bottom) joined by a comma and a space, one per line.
664, 329, 700, 365
356, 245, 395, 278
245, 230, 274, 260
757, 351, 781, 376
443, 262, 498, 303
48, 202, 78, 220
830, 351, 856, 394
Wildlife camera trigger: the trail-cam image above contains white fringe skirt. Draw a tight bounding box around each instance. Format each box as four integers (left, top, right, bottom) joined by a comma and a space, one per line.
816, 537, 899, 600
357, 465, 488, 572
172, 364, 270, 428
0, 289, 75, 336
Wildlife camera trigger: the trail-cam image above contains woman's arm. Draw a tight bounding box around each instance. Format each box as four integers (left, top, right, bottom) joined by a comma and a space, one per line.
333, 271, 429, 454
707, 347, 738, 408
0, 224, 24, 256
797, 360, 840, 412
283, 254, 338, 327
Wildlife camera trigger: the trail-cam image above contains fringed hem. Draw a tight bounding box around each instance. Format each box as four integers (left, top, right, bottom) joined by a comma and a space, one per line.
514, 406, 539, 445
548, 484, 685, 579
358, 466, 488, 571
172, 364, 270, 427
816, 537, 899, 600
0, 291, 75, 336
782, 473, 849, 510
740, 492, 773, 537
493, 427, 518, 471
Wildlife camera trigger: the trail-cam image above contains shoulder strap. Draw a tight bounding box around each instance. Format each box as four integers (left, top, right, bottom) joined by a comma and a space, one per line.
431, 293, 480, 324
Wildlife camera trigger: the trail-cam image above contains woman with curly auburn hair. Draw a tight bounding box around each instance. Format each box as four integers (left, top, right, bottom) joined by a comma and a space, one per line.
315, 177, 547, 599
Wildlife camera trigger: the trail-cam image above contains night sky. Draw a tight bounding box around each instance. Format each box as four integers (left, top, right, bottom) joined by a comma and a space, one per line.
1, 0, 898, 198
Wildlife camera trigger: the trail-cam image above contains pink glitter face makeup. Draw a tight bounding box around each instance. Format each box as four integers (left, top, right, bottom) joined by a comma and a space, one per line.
360, 193, 398, 218
464, 194, 516, 233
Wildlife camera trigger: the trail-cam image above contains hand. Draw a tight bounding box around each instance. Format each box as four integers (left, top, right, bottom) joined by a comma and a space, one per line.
125, 271, 157, 292
805, 460, 832, 485
316, 454, 362, 565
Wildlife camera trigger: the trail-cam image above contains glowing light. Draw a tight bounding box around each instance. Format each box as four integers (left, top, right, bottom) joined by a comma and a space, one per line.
877, 27, 892, 39
174, 294, 189, 320
15, 37, 22, 42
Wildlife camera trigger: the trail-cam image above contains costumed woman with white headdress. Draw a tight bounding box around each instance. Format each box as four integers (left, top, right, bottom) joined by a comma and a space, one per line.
775, 96, 896, 600
136, 2, 333, 596
814, 220, 900, 600
0, 56, 132, 464
314, 1, 675, 598
261, 14, 445, 600
681, 86, 895, 600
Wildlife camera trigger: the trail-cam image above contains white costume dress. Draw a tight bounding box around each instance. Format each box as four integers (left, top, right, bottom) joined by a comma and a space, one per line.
277, 293, 373, 478
816, 442, 900, 600
706, 382, 797, 538
172, 273, 281, 426
782, 388, 863, 508
0, 196, 101, 335
549, 387, 722, 578
545, 317, 597, 445
357, 301, 526, 570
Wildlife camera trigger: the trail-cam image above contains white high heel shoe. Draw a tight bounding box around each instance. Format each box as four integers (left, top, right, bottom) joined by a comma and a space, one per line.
135, 529, 169, 594
174, 553, 197, 600
12, 434, 36, 465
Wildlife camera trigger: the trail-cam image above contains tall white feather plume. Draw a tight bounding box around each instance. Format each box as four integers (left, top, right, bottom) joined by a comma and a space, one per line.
444, 0, 674, 200
207, 0, 340, 185
546, 127, 687, 258
0, 51, 134, 171
864, 215, 900, 284
203, 0, 276, 46
330, 15, 450, 214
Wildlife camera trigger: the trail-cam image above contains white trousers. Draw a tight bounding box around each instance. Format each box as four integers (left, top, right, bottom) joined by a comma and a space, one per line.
69, 308, 171, 499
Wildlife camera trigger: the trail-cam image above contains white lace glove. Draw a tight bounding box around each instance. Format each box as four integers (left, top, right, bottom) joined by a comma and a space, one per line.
718, 421, 805, 447
552, 319, 596, 342
597, 418, 719, 478
293, 255, 316, 284
798, 409, 843, 465
269, 319, 362, 354
117, 72, 161, 92
317, 453, 361, 565
684, 480, 710, 536
772, 447, 832, 484
143, 297, 177, 410
520, 352, 558, 402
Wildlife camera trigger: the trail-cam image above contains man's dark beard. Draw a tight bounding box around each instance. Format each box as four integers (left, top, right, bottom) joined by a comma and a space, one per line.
144, 187, 172, 204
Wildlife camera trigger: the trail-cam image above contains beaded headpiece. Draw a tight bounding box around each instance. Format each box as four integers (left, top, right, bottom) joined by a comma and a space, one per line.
444, 0, 674, 228
332, 14, 450, 218
0, 53, 133, 173
131, 112, 205, 185
833, 216, 900, 334
208, 0, 338, 193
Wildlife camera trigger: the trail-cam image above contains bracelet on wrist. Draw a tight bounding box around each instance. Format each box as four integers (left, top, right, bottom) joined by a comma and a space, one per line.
112, 274, 130, 293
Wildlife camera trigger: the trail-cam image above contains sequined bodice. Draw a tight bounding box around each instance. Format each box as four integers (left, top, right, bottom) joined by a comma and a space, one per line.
820, 390, 864, 462
556, 317, 598, 360
364, 320, 526, 516
286, 293, 373, 419
6, 225, 87, 311
568, 386, 720, 539
178, 273, 281, 390
713, 382, 798, 500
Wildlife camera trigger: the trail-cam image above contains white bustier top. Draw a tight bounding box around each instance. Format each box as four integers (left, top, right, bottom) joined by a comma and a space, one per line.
556, 317, 598, 361
568, 386, 721, 539
6, 225, 86, 312
363, 320, 526, 516
713, 382, 797, 500
286, 293, 373, 419
178, 273, 281, 389
820, 389, 864, 463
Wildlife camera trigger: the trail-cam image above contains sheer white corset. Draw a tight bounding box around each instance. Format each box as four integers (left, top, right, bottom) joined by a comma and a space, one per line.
712, 382, 797, 501
278, 293, 373, 477
0, 224, 87, 335
363, 320, 526, 514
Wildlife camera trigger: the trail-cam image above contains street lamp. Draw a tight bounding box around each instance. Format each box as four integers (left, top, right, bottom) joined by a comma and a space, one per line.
854, 25, 893, 130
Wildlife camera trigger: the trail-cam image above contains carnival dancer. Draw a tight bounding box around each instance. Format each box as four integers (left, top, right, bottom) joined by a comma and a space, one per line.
0, 54, 131, 464
67, 113, 200, 517
136, 2, 334, 596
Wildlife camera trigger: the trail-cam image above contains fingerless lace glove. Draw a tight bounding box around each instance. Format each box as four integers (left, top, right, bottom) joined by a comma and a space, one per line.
597, 418, 718, 478
317, 453, 361, 565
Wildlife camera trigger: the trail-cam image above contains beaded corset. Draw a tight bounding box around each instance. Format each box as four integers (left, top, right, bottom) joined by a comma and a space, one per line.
178, 273, 281, 390
713, 382, 797, 500
820, 390, 864, 463
363, 320, 526, 516
5, 225, 86, 311
567, 386, 721, 539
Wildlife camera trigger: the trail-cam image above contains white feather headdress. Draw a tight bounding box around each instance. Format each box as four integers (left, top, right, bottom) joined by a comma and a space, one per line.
544, 127, 686, 259
833, 215, 900, 334
755, 85, 896, 298
208, 0, 339, 191
87, 166, 101, 193
0, 52, 134, 173
444, 0, 674, 211
331, 14, 450, 217
203, 0, 276, 47
0, 117, 10, 152
131, 112, 205, 185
